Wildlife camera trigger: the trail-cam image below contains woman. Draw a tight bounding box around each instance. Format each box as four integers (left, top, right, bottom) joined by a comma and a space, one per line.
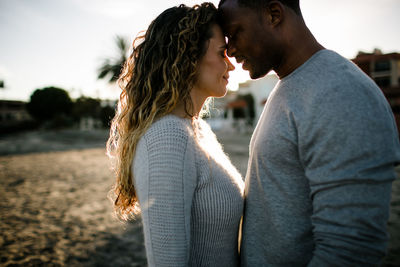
107, 3, 244, 266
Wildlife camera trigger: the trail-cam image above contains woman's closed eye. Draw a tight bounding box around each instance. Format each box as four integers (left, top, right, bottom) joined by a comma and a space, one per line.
220, 50, 226, 58
219, 45, 228, 58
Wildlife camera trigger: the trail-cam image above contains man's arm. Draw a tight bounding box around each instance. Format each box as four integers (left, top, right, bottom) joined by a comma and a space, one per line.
300, 82, 400, 266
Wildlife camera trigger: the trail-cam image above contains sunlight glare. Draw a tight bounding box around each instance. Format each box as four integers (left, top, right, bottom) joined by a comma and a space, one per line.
227, 59, 251, 91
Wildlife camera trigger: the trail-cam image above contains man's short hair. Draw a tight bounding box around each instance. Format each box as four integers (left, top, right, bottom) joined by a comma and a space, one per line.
219, 0, 301, 15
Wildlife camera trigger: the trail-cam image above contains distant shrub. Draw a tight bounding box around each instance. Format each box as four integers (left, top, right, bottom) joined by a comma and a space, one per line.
27, 87, 73, 122
100, 105, 115, 128
72, 96, 101, 122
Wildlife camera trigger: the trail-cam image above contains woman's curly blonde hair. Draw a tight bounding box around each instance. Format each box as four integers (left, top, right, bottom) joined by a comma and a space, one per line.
107, 3, 218, 218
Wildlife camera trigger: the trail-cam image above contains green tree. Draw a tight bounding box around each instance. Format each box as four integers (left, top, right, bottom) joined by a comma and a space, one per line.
100, 104, 115, 128
97, 35, 130, 83
72, 96, 101, 121
27, 87, 73, 122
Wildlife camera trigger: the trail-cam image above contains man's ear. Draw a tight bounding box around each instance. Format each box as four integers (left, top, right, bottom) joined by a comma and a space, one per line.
266, 1, 284, 27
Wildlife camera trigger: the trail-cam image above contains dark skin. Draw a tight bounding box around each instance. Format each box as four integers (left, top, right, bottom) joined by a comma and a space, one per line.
218, 0, 325, 79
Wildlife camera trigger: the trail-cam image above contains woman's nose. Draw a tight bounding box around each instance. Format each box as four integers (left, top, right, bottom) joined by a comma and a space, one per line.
226, 57, 235, 71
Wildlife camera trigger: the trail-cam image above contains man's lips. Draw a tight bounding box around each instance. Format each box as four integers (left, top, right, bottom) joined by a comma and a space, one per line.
235, 57, 245, 64
235, 57, 249, 70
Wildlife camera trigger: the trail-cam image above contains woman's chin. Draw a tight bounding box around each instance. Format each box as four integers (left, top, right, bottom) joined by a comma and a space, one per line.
214, 87, 228, 98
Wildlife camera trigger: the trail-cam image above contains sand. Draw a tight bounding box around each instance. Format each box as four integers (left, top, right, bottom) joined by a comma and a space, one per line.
0, 148, 146, 266
0, 129, 399, 266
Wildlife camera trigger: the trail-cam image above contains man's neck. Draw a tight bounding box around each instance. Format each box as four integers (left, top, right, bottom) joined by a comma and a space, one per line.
275, 24, 324, 79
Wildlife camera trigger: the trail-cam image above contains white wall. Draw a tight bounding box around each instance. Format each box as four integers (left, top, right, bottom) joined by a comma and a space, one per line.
237, 74, 279, 121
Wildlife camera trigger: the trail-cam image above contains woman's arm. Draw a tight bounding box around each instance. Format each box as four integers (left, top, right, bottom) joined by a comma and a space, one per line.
133, 122, 196, 266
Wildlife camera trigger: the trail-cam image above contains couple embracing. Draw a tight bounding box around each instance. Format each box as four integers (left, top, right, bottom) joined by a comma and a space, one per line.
107, 0, 400, 266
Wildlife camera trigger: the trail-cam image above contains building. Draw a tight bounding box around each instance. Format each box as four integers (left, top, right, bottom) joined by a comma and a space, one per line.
209, 50, 400, 133
352, 49, 400, 131
0, 100, 34, 133
0, 100, 32, 124
208, 74, 278, 132
207, 90, 237, 131
233, 74, 279, 121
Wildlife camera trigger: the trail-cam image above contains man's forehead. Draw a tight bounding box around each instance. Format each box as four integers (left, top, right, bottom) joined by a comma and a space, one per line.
219, 0, 258, 20
219, 0, 239, 11
219, 2, 254, 27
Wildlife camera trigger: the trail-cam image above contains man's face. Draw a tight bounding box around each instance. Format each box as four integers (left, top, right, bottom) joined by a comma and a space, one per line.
219, 0, 281, 79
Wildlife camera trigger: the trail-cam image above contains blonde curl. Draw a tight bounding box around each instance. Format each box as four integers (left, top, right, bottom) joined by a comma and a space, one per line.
107, 3, 218, 219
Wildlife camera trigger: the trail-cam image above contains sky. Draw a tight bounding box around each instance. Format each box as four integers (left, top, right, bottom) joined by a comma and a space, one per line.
0, 0, 399, 101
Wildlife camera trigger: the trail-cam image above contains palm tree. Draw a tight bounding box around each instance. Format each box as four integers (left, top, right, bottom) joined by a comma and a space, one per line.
97, 35, 130, 83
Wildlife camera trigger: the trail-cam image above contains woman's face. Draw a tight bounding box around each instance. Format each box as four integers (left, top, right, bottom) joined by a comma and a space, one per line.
194, 24, 235, 99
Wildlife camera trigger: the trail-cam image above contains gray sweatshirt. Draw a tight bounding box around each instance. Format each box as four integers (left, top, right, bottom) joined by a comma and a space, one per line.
241, 49, 400, 266
133, 115, 244, 266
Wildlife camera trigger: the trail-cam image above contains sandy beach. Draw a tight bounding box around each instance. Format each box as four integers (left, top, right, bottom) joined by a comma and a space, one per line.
0, 129, 399, 266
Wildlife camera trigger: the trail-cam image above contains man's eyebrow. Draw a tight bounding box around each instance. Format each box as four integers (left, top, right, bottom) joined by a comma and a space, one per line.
219, 44, 228, 49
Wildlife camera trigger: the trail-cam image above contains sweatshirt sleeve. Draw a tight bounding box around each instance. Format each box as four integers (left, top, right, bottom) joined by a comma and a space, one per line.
133, 122, 197, 267
299, 80, 400, 266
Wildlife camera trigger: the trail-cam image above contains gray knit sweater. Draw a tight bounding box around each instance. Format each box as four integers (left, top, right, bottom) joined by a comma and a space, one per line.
241, 49, 400, 266
133, 115, 244, 266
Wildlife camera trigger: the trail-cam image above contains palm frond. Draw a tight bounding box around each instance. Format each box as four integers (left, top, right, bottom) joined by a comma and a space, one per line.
97, 35, 130, 83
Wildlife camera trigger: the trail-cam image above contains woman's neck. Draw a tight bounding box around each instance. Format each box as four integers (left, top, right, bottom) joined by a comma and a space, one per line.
171, 88, 208, 118
170, 101, 192, 118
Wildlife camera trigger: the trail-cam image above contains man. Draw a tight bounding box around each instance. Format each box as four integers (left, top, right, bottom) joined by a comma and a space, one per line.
218, 0, 400, 265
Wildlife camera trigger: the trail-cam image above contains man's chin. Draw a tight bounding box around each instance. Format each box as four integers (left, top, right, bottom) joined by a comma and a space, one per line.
249, 70, 265, 80
248, 67, 271, 80
242, 63, 262, 79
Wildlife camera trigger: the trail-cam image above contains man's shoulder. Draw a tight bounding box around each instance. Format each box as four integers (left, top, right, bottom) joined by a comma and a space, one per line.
310, 50, 375, 88
281, 49, 381, 101
284, 49, 366, 83
271, 49, 391, 129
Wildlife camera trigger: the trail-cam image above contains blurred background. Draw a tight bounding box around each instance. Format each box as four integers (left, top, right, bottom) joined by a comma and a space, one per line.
1, 0, 400, 100
0, 0, 399, 266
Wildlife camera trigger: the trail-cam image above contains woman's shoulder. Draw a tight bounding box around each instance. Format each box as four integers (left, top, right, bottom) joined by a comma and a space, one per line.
142, 114, 194, 147
135, 115, 196, 173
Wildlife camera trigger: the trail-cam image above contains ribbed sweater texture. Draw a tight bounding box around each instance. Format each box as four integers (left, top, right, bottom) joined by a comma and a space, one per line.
133, 115, 244, 266
241, 49, 400, 266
